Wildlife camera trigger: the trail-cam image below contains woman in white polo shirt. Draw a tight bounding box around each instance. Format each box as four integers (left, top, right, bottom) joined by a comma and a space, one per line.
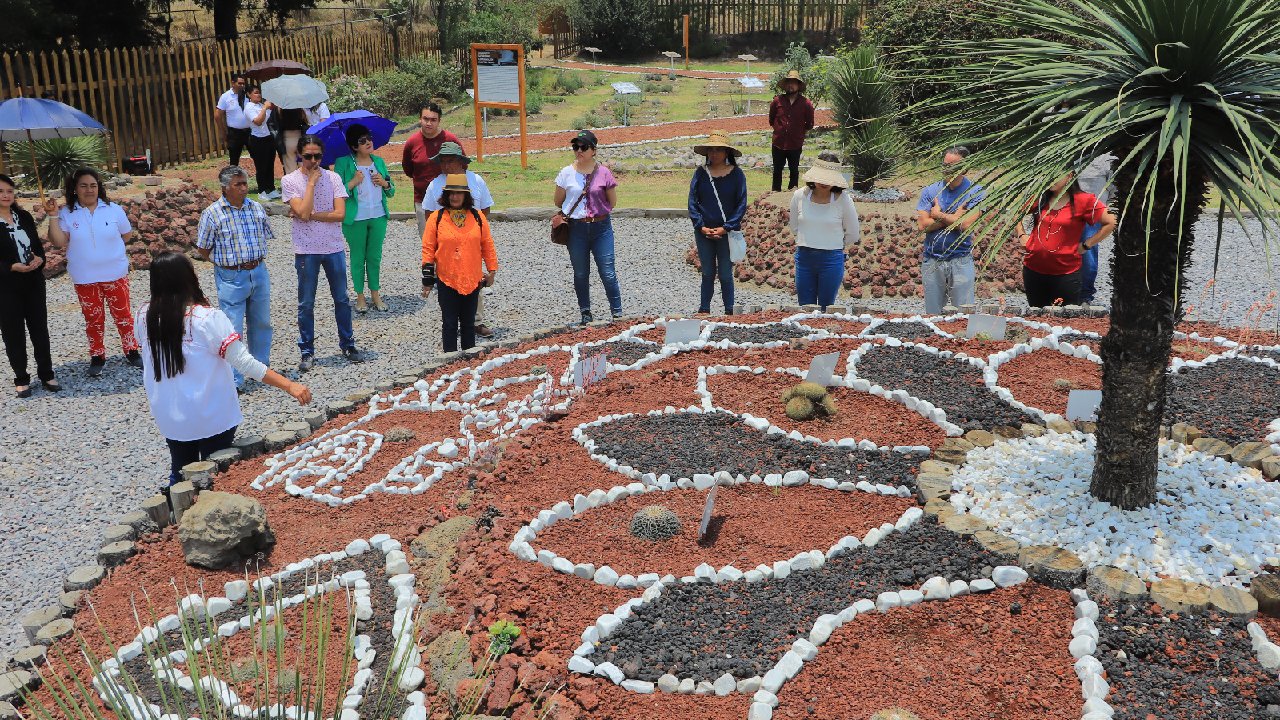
43, 168, 142, 377
138, 252, 311, 489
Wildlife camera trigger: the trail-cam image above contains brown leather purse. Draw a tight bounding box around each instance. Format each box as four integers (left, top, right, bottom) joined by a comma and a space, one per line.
551, 167, 595, 246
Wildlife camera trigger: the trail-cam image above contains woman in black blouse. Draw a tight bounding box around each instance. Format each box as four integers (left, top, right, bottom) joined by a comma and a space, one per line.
0, 174, 59, 397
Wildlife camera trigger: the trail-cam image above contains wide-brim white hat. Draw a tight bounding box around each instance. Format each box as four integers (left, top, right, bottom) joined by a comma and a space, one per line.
802, 159, 849, 189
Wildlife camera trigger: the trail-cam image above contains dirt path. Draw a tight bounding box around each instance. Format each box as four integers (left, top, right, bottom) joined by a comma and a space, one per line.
538, 59, 770, 80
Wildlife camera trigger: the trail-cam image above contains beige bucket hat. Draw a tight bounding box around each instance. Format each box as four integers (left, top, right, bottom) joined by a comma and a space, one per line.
802, 158, 849, 189
692, 131, 743, 158
779, 69, 807, 93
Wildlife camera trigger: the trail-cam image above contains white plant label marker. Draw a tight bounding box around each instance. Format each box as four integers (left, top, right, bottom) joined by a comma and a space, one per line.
1066, 390, 1103, 421
664, 319, 702, 345
965, 313, 1008, 340
805, 352, 842, 386
698, 485, 719, 541
574, 351, 608, 388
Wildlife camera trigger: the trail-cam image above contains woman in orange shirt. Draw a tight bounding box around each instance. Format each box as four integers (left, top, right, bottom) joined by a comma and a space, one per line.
421, 174, 498, 352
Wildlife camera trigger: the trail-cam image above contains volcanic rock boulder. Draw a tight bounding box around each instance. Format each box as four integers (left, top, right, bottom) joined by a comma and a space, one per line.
178, 491, 275, 569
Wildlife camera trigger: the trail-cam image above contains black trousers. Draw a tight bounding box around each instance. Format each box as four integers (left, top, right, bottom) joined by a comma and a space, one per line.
437, 283, 480, 353
1023, 266, 1082, 308
772, 146, 803, 191
227, 127, 252, 167
248, 135, 277, 193
164, 425, 237, 486
0, 278, 54, 387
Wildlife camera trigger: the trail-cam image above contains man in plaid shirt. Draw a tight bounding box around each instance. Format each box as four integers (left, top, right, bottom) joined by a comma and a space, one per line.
196, 166, 274, 392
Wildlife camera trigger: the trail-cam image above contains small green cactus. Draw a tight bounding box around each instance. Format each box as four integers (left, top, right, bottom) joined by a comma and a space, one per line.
629, 505, 681, 541
782, 381, 837, 421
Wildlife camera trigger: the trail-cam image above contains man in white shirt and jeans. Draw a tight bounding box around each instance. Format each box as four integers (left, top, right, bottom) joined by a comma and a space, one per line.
215, 72, 251, 168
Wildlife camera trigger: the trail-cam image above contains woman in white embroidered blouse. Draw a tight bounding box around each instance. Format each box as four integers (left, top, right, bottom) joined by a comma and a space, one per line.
788, 157, 860, 311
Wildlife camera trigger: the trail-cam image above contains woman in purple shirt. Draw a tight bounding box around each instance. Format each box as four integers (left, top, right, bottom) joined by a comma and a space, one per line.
553, 130, 621, 324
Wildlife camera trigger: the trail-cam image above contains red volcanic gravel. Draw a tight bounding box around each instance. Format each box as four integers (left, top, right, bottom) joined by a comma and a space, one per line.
706, 371, 948, 448
476, 350, 573, 386
798, 317, 870, 335
1170, 337, 1233, 361
532, 484, 913, 578
774, 584, 1078, 720
998, 351, 1102, 416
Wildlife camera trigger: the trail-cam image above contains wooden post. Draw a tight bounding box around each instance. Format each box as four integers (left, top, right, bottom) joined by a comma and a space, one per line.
142, 494, 171, 528
683, 14, 690, 69
170, 481, 196, 523
471, 48, 483, 161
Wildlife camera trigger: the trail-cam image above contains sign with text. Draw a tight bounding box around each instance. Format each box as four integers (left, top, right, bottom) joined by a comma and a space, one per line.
664, 319, 702, 345
470, 44, 528, 168
965, 313, 1008, 340
804, 352, 842, 387
698, 485, 718, 541
1066, 390, 1103, 421
573, 351, 608, 389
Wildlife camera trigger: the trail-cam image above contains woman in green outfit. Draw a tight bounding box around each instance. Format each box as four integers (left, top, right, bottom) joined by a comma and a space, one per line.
335, 124, 395, 312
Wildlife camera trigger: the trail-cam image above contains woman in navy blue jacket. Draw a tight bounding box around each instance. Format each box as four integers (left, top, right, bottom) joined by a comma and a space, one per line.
688, 133, 748, 315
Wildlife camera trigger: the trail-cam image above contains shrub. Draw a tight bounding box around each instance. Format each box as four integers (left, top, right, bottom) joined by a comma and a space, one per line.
9, 135, 109, 191
328, 56, 461, 117
571, 110, 608, 130
770, 42, 833, 101
570, 0, 659, 59
827, 45, 904, 192
551, 70, 584, 94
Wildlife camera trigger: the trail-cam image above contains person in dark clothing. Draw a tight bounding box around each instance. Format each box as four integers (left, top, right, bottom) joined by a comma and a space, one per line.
0, 174, 60, 397
768, 70, 816, 192
687, 133, 748, 315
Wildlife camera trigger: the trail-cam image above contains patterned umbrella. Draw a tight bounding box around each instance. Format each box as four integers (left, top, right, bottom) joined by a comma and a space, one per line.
0, 97, 108, 199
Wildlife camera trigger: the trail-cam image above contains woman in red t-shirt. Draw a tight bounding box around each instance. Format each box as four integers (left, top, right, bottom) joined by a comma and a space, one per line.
1018, 173, 1117, 307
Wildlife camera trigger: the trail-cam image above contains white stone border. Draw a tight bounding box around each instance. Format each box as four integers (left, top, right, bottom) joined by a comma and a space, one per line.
91, 535, 425, 720
1068, 588, 1114, 720
985, 333, 1103, 424
845, 340, 973, 436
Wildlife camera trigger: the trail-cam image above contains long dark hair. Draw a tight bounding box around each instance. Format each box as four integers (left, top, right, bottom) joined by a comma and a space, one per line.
1032, 178, 1085, 230
146, 252, 209, 382
65, 168, 109, 211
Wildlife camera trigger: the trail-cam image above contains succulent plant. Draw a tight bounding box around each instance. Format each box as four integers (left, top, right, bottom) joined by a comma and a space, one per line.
384, 425, 416, 443
629, 505, 681, 541
1052, 378, 1076, 391
782, 382, 837, 421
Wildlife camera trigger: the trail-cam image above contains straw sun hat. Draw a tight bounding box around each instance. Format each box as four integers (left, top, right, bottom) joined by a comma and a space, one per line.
443, 174, 471, 193
779, 69, 807, 93
692, 132, 742, 158
802, 159, 849, 189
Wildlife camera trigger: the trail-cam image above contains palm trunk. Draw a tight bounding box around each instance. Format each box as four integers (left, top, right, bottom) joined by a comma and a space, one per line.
1088, 163, 1207, 509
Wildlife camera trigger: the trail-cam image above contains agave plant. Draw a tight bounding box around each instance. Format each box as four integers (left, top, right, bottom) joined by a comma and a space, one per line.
9, 135, 109, 191
826, 45, 904, 193
911, 0, 1280, 508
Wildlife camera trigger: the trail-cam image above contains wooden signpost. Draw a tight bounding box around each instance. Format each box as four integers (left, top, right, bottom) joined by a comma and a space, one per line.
470, 43, 528, 168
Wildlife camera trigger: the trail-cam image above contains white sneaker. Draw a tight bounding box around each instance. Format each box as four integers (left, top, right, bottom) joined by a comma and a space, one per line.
258, 192, 272, 202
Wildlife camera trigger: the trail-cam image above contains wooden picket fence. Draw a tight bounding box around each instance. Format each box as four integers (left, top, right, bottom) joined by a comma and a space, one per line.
654, 0, 864, 38
0, 28, 438, 171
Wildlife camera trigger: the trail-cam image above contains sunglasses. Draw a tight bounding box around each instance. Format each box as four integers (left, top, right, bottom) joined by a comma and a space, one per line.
300, 153, 323, 161
355, 137, 372, 146
572, 144, 592, 151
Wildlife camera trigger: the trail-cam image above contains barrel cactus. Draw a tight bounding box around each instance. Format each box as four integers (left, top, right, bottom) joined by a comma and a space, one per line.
782, 381, 837, 421
629, 505, 681, 541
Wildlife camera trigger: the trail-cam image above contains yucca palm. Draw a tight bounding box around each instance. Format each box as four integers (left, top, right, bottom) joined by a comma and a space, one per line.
912, 0, 1280, 509
828, 45, 905, 192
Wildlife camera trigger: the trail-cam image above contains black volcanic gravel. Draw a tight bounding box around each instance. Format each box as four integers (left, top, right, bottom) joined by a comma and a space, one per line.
1055, 332, 1100, 347
708, 323, 811, 345
1095, 599, 1280, 720
594, 340, 661, 367
866, 321, 940, 341
1165, 357, 1280, 445
595, 517, 1000, 682
1242, 346, 1280, 363
853, 346, 1034, 431
583, 411, 922, 487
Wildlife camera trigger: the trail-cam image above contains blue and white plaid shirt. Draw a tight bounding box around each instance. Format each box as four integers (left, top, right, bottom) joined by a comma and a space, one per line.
196, 195, 273, 267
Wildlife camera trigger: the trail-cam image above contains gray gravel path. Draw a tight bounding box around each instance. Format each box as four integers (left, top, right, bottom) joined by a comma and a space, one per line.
1, 210, 1276, 658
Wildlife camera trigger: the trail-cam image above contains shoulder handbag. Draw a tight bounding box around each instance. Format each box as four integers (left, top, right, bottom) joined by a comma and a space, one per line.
705, 167, 747, 263
551, 167, 595, 246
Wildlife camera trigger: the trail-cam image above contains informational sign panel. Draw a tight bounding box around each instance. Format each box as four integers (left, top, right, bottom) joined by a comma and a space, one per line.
1066, 390, 1103, 421
664, 319, 702, 345
470, 44, 528, 168
804, 352, 842, 387
611, 82, 642, 95
965, 313, 1008, 340
573, 352, 608, 388
698, 485, 718, 541
737, 77, 764, 89
475, 48, 520, 104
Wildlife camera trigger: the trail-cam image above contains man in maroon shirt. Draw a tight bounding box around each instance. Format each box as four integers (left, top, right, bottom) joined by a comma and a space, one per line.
402, 102, 462, 238
768, 70, 816, 192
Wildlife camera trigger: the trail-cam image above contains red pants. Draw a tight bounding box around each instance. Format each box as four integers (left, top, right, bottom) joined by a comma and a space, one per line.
74, 277, 139, 358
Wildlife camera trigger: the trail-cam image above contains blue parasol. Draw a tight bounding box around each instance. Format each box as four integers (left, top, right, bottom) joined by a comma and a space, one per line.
306, 110, 397, 167
0, 97, 108, 199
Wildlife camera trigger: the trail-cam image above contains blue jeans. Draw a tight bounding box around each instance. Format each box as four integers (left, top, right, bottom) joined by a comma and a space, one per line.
795, 247, 844, 310
1080, 222, 1101, 302
694, 232, 734, 313
567, 217, 622, 315
214, 263, 272, 387
295, 251, 355, 357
